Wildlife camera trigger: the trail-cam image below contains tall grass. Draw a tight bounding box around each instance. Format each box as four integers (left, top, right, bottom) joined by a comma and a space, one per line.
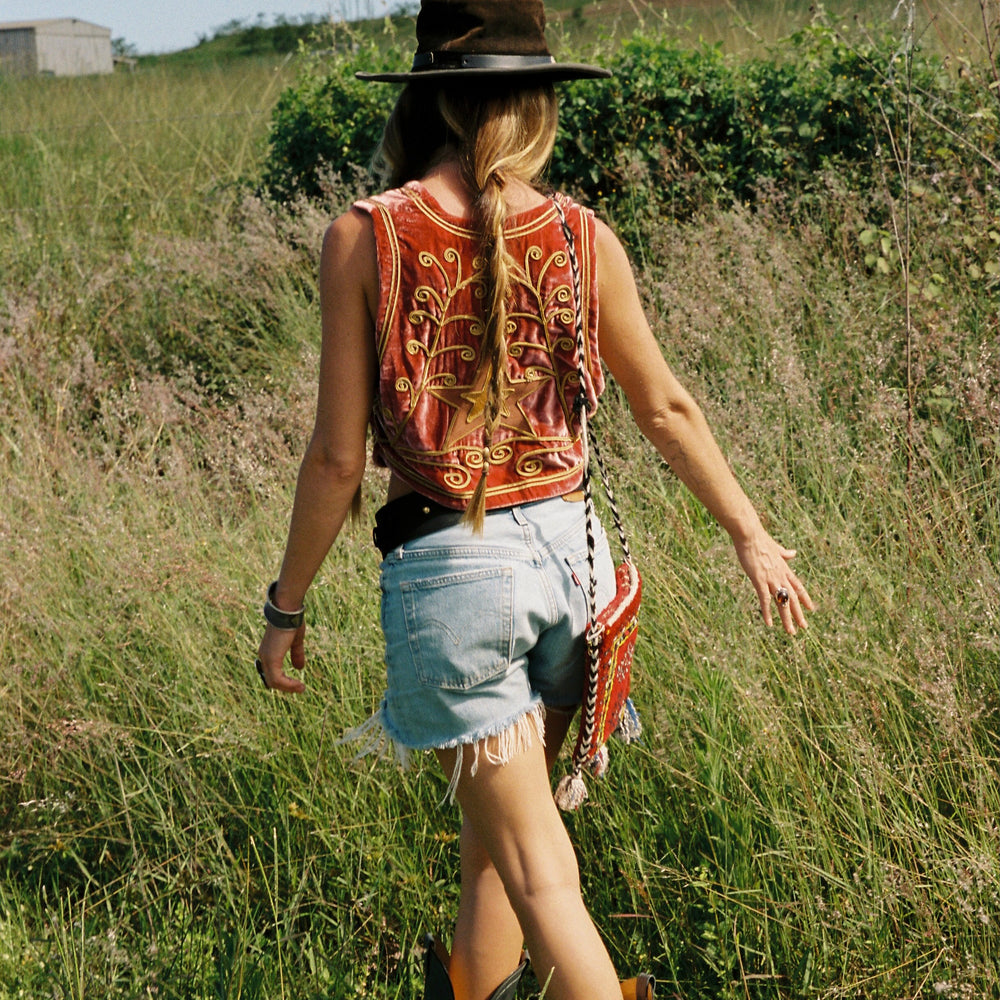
0, 58, 296, 249
1, 4, 998, 999
544, 0, 993, 58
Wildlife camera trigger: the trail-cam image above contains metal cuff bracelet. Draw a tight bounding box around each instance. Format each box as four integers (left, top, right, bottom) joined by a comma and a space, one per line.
263, 581, 305, 631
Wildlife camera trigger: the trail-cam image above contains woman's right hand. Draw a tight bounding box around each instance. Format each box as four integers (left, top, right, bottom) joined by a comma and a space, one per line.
256, 623, 307, 693
253, 208, 378, 697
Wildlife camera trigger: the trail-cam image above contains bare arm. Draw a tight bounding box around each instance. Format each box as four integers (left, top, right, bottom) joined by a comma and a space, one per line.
594, 219, 813, 633
256, 208, 378, 690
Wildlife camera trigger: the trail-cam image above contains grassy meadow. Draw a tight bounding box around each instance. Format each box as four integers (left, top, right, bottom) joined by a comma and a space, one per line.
1, 1, 998, 998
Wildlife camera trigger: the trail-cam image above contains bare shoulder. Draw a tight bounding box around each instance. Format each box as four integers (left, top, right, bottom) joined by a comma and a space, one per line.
320, 207, 378, 313
322, 206, 375, 263
593, 217, 639, 298
593, 215, 623, 252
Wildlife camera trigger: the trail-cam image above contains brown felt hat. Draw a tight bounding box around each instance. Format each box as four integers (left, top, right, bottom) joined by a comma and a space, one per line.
356, 0, 611, 82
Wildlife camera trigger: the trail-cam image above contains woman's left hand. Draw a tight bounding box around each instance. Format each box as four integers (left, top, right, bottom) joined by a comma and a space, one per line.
733, 530, 814, 635
256, 623, 307, 693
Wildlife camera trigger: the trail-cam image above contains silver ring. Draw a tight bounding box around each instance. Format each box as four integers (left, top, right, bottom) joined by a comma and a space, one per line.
775, 588, 790, 607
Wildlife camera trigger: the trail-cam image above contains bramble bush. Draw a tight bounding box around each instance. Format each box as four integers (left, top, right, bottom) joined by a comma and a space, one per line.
259, 40, 397, 201
259, 18, 994, 221
552, 23, 971, 215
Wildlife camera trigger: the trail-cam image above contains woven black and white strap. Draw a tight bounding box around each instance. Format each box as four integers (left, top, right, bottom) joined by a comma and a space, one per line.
551, 197, 641, 811
553, 196, 632, 648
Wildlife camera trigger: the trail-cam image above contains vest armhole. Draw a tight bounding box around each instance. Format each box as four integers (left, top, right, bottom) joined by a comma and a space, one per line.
353, 198, 399, 360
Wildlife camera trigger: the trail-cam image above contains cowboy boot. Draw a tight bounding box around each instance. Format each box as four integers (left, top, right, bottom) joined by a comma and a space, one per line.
422, 935, 454, 1000
485, 958, 529, 1000
422, 934, 528, 1000
620, 973, 656, 1000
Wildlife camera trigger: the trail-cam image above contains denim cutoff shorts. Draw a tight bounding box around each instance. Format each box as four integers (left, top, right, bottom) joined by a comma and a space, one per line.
377, 494, 616, 752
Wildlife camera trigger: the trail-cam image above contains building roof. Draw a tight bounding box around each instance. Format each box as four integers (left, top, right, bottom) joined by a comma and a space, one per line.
0, 18, 111, 33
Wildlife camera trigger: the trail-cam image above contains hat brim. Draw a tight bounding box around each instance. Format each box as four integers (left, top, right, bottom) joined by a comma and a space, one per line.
356, 62, 611, 82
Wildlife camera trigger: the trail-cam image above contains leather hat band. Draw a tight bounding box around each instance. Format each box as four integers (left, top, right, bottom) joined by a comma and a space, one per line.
411, 52, 556, 71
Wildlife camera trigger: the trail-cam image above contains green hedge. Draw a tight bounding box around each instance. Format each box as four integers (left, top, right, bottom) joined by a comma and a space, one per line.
259, 43, 397, 201
260, 21, 993, 218
552, 25, 953, 210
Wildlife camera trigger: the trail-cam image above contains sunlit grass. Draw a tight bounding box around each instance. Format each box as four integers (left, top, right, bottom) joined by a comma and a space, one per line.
0, 58, 296, 245
546, 0, 992, 57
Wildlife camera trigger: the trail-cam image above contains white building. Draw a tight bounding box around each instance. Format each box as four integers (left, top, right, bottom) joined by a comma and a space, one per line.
0, 19, 113, 77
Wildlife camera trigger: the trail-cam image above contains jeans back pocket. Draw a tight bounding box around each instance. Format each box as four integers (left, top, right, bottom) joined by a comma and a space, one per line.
400, 566, 514, 690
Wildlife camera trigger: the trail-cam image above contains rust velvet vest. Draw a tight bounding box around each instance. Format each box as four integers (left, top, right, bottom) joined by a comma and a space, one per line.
355, 181, 604, 510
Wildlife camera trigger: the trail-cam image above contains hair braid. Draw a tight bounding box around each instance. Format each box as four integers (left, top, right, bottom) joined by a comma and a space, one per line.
380, 81, 559, 528
460, 166, 514, 530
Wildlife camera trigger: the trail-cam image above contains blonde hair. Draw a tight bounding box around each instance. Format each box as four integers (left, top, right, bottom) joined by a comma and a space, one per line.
378, 81, 559, 530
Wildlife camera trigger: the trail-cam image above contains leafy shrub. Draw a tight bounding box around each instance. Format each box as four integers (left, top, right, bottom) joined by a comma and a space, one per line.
553, 21, 973, 222
259, 16, 988, 222
260, 43, 397, 201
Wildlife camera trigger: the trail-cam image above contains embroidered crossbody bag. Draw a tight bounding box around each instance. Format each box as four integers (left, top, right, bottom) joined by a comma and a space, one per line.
552, 198, 643, 812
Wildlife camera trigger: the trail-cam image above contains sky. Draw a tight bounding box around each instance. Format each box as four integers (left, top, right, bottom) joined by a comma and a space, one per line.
1, 0, 403, 55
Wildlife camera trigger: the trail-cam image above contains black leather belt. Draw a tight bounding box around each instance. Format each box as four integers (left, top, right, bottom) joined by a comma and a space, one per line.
373, 492, 465, 558
373, 490, 585, 558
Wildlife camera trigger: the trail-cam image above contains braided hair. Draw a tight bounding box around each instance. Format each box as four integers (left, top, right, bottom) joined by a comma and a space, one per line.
378, 81, 559, 529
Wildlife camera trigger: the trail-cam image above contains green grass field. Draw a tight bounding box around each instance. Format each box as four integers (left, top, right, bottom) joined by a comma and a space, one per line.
1, 2, 998, 997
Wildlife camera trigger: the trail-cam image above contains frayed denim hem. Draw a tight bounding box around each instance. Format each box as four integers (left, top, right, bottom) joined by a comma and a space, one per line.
338, 702, 414, 772
339, 701, 547, 805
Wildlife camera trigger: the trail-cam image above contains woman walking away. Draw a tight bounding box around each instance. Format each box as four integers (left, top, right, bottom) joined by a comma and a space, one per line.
254, 2, 815, 998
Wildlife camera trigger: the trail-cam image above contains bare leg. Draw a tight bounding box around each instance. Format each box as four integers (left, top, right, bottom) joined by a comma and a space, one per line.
447, 815, 522, 1000
447, 709, 574, 999
435, 712, 619, 1000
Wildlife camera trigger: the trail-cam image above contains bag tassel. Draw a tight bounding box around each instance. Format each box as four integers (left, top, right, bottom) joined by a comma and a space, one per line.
614, 697, 642, 744
588, 743, 609, 777
553, 741, 611, 810
554, 768, 588, 811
